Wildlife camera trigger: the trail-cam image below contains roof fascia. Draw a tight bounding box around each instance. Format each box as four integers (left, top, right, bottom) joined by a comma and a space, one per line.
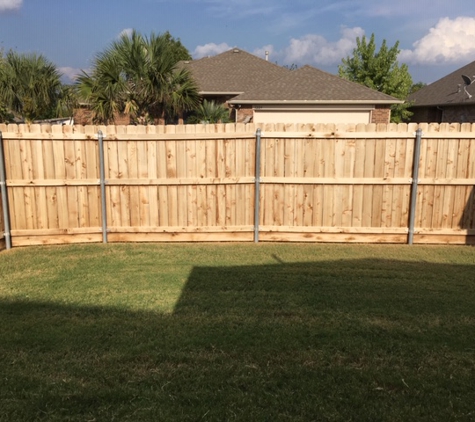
410, 102, 475, 108
250, 105, 375, 112
228, 99, 403, 105
199, 91, 243, 96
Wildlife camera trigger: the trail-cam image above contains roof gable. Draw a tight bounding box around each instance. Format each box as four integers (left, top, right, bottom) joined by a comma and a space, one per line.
408, 60, 475, 107
182, 48, 289, 94
229, 65, 401, 104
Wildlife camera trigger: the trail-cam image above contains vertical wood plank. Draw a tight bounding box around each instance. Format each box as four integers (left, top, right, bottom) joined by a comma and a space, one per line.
277, 137, 288, 226
371, 138, 385, 228
186, 138, 198, 226
127, 138, 140, 227
166, 139, 178, 227
216, 138, 226, 226
156, 139, 168, 227
206, 137, 217, 227
351, 139, 365, 227
147, 138, 159, 227
322, 138, 335, 227
175, 138, 187, 226
137, 138, 150, 227
118, 139, 131, 228
341, 139, 355, 228
224, 138, 236, 226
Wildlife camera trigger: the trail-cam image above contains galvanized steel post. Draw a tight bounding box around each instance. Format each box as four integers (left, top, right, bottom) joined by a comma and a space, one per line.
408, 128, 423, 245
97, 131, 108, 243
0, 131, 12, 249
254, 128, 262, 243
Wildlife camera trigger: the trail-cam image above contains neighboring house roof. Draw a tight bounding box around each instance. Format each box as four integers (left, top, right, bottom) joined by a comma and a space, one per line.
181, 48, 289, 95
407, 60, 475, 107
229, 65, 402, 105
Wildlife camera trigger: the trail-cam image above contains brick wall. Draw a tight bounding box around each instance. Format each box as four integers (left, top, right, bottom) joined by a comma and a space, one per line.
235, 105, 253, 123
74, 107, 131, 125
442, 106, 475, 123
371, 105, 391, 124
409, 105, 475, 124
73, 103, 396, 125
410, 107, 442, 123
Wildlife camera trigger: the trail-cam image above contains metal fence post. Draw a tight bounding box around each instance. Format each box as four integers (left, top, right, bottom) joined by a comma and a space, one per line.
0, 131, 12, 249
408, 128, 423, 245
97, 130, 108, 243
254, 128, 262, 243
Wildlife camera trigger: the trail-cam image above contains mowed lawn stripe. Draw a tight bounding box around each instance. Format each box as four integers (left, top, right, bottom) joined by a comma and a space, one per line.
1, 243, 474, 421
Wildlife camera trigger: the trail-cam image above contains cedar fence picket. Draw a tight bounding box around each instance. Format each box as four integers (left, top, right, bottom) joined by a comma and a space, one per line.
0, 121, 474, 249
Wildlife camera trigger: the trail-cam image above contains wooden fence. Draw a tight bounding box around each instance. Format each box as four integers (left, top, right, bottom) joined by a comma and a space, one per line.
0, 121, 474, 248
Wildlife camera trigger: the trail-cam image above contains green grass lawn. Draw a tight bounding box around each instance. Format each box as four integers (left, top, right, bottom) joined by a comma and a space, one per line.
1, 243, 474, 421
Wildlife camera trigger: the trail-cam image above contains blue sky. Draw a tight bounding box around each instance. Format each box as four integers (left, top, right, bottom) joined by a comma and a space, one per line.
1, 0, 475, 85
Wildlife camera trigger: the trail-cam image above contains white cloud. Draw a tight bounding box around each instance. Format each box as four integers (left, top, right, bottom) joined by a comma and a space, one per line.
0, 0, 22, 12
399, 16, 475, 64
191, 27, 364, 67
59, 67, 83, 83
188, 15, 475, 73
118, 28, 134, 39
192, 43, 232, 59
283, 27, 364, 66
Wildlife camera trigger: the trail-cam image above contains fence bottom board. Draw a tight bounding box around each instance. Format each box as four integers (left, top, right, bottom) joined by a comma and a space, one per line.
413, 234, 475, 245
259, 226, 409, 234
12, 233, 103, 247
107, 225, 253, 234
107, 232, 253, 243
259, 232, 408, 243
6, 231, 475, 247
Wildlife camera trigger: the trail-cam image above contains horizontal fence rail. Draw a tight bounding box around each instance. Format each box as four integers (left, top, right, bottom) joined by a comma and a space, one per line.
0, 121, 475, 249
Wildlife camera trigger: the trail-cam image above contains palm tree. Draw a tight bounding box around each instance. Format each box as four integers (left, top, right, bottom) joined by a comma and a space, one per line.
76, 57, 125, 124
76, 30, 199, 124
167, 67, 203, 124
0, 51, 63, 123
187, 99, 231, 124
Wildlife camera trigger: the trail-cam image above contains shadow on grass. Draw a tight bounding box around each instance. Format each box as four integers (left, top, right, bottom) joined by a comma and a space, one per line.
1, 258, 475, 421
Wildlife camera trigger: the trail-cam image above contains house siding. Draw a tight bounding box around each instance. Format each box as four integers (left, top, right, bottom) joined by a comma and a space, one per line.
253, 109, 372, 125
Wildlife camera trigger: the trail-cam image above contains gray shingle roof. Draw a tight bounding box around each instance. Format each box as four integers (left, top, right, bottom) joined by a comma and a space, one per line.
407, 60, 475, 107
229, 65, 401, 104
182, 48, 289, 94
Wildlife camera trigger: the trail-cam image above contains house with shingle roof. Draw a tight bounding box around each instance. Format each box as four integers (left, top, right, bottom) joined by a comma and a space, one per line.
181, 48, 289, 122
407, 60, 475, 123
183, 49, 402, 124
182, 48, 289, 97
229, 65, 401, 125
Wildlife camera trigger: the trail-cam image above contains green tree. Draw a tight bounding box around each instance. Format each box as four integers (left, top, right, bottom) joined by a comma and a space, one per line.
409, 81, 427, 94
0, 104, 14, 123
0, 51, 64, 123
186, 99, 231, 124
76, 30, 199, 124
339, 33, 413, 123
161, 31, 192, 63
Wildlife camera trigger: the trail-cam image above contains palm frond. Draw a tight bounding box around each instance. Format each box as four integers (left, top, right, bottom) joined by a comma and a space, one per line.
74, 30, 199, 124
